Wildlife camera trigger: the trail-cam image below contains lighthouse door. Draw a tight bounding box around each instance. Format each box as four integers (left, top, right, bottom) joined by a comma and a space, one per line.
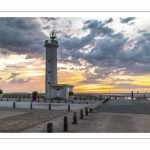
57, 89, 60, 97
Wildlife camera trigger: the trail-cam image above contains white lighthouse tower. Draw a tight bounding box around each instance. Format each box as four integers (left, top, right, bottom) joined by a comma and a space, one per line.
44, 30, 58, 99
44, 30, 74, 100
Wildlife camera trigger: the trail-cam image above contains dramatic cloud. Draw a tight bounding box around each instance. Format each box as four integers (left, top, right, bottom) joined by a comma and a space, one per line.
129, 22, 135, 25
137, 30, 146, 33
83, 19, 114, 36
114, 83, 150, 89
43, 17, 59, 22
4, 73, 31, 84
7, 73, 20, 80
1, 17, 150, 92
9, 77, 30, 84
120, 17, 135, 23
0, 18, 47, 56
54, 18, 150, 86
105, 18, 113, 24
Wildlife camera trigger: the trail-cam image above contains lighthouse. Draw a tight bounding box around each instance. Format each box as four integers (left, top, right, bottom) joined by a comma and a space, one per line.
44, 30, 74, 100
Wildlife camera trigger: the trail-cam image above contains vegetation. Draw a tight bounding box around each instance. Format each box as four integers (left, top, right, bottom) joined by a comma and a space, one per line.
32, 91, 38, 96
69, 91, 74, 96
0, 89, 3, 94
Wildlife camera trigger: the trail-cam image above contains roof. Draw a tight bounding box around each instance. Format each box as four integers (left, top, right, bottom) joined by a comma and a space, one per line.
49, 84, 74, 87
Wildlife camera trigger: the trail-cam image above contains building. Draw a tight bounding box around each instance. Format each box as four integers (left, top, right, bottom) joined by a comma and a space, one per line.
44, 30, 74, 100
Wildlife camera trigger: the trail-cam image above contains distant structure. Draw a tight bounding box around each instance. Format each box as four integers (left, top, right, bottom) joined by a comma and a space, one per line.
44, 29, 74, 100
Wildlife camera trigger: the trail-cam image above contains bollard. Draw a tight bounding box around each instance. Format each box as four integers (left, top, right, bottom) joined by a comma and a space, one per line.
65, 100, 66, 103
44, 98, 46, 103
49, 103, 51, 110
47, 123, 53, 133
131, 91, 133, 100
79, 102, 81, 104
72, 112, 77, 124
19, 97, 21, 102
68, 104, 70, 111
86, 102, 88, 104
64, 116, 68, 131
72, 101, 73, 103
80, 110, 84, 119
38, 99, 39, 102
13, 102, 15, 108
7, 99, 8, 101
89, 108, 94, 113
58, 100, 59, 103
30, 103, 32, 109
51, 99, 53, 103
85, 107, 88, 115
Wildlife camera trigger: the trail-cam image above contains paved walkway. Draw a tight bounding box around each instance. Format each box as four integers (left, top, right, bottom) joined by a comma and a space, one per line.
1, 98, 150, 133
0, 99, 102, 132
65, 99, 150, 133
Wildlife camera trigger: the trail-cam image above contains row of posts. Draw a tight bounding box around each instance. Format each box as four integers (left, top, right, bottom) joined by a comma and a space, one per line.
0, 98, 90, 104
5, 102, 71, 111
131, 91, 147, 100
12, 102, 52, 110
2, 95, 45, 99
47, 107, 93, 132
2, 95, 103, 100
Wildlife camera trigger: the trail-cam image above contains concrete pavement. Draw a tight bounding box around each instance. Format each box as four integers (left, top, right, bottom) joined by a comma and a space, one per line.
1, 98, 150, 133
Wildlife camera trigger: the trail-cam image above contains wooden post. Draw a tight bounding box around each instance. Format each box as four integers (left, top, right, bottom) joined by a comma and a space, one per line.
30, 103, 32, 109
68, 104, 70, 111
13, 102, 15, 108
85, 107, 88, 115
72, 112, 77, 124
131, 91, 133, 100
49, 103, 51, 110
145, 91, 147, 99
80, 110, 84, 119
64, 116, 68, 131
47, 123, 53, 133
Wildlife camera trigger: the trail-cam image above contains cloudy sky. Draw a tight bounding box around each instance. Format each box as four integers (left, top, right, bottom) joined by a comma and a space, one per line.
1, 17, 150, 93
